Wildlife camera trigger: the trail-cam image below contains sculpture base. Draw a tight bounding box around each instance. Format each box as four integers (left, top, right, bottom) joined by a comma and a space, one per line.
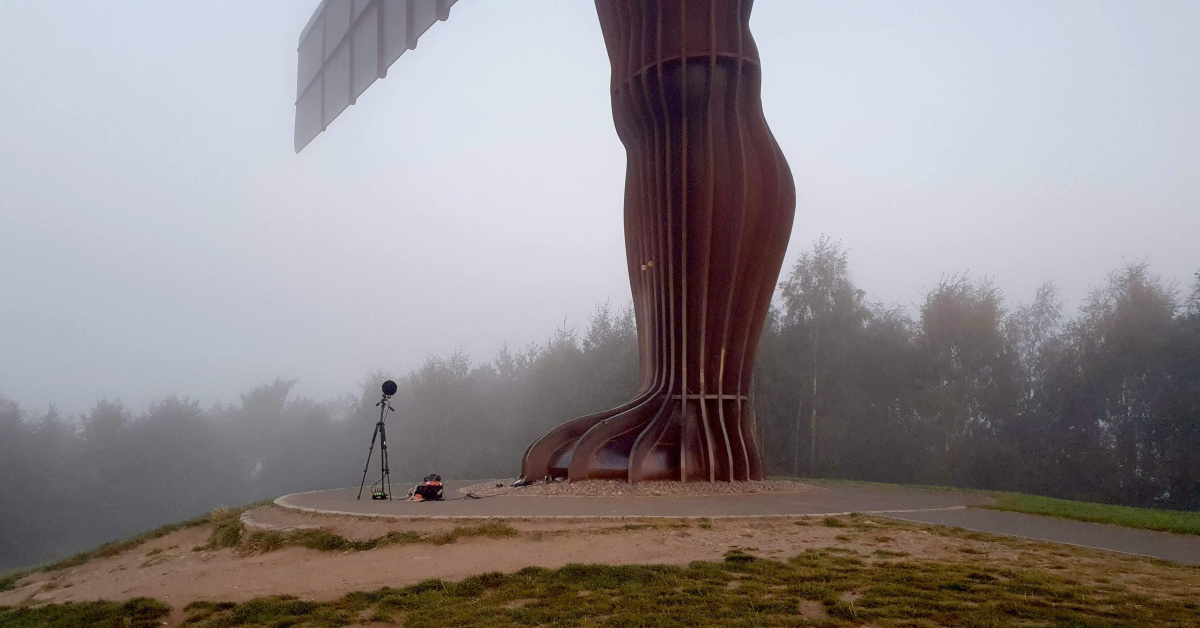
521, 393, 764, 484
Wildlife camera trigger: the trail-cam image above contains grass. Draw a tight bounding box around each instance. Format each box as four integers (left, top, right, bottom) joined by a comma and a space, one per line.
983, 491, 1200, 536
5, 500, 1199, 626
162, 549, 1200, 627
207, 506, 249, 548
792, 476, 1200, 536
0, 573, 23, 596
0, 597, 169, 627
240, 521, 519, 555
426, 520, 519, 545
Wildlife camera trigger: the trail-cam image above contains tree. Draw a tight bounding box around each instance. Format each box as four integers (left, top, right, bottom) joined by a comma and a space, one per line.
843, 303, 922, 482
1078, 263, 1177, 504
915, 275, 1019, 486
777, 237, 868, 476
5, 272, 1200, 573
1006, 282, 1063, 402
1188, 271, 1200, 316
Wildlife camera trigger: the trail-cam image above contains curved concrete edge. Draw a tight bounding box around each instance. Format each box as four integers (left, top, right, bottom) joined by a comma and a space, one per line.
272, 489, 968, 522
240, 507, 320, 534
263, 486, 1199, 566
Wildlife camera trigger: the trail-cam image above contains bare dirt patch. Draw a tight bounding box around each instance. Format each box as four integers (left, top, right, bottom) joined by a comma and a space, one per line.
796, 599, 828, 620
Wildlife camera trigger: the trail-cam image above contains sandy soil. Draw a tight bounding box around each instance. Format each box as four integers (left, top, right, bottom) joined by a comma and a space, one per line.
1, 511, 967, 608
3, 505, 1197, 626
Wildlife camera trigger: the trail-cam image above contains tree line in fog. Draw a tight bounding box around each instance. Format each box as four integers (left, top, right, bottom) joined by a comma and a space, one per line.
2, 239, 1197, 570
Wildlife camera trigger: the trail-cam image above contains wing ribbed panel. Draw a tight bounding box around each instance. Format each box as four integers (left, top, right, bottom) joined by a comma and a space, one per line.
294, 0, 458, 152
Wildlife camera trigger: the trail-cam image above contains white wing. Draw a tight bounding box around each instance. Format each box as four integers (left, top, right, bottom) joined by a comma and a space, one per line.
294, 0, 458, 152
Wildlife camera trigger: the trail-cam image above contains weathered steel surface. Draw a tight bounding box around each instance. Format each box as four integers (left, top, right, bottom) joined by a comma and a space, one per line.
293, 0, 795, 483
521, 0, 796, 483
295, 0, 457, 152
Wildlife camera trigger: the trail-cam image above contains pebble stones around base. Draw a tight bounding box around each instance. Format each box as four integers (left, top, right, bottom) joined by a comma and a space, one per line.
459, 479, 815, 498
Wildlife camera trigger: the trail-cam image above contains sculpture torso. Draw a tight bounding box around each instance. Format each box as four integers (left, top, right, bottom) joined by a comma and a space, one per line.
521, 0, 795, 483
596, 0, 760, 91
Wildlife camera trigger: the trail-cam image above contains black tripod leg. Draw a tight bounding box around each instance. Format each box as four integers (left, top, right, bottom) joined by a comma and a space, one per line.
357, 423, 381, 500
379, 422, 390, 499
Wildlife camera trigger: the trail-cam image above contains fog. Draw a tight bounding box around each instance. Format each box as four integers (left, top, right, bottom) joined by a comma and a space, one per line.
2, 1, 1196, 415
1, 1, 1198, 570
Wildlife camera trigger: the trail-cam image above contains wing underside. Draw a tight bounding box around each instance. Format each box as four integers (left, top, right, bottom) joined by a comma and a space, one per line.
294, 0, 457, 152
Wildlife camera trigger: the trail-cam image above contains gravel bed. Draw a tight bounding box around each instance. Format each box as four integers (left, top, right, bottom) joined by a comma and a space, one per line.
458, 478, 814, 498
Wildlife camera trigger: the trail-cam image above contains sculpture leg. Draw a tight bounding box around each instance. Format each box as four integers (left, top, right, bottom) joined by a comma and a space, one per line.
521, 0, 795, 483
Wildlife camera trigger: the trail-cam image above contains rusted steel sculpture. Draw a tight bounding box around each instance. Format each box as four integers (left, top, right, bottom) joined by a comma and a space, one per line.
295, 0, 793, 483
519, 0, 795, 483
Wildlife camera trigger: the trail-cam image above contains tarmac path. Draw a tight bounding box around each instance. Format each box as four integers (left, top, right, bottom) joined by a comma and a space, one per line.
883, 506, 1200, 564
279, 481, 1200, 564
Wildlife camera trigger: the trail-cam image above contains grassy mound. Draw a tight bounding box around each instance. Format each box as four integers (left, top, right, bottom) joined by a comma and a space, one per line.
0, 597, 168, 627
182, 551, 1197, 626
0, 502, 269, 593
240, 520, 519, 554
1, 511, 522, 595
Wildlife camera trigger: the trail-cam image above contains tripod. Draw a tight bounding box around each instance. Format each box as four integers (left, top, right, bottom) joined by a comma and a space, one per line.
357, 391, 395, 500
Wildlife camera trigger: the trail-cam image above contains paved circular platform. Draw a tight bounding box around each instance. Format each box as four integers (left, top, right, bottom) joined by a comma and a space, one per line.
278, 482, 984, 521
277, 481, 1200, 564
278, 481, 980, 520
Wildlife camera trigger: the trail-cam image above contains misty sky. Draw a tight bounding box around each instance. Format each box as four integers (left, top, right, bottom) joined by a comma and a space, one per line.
1, 1, 1197, 416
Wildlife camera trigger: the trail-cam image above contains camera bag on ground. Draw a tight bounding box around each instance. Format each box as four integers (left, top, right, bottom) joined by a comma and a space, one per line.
412, 474, 444, 501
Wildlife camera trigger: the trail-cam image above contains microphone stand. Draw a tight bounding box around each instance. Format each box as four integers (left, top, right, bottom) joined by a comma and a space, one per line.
356, 391, 394, 500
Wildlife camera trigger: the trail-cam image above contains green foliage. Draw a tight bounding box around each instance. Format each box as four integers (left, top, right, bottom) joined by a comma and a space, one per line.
283, 529, 360, 552
207, 507, 245, 549
0, 572, 27, 594
166, 553, 1198, 627
241, 530, 287, 553
0, 597, 168, 628
758, 243, 1200, 514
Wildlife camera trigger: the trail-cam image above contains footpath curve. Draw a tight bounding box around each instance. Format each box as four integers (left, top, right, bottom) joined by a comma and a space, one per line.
277, 481, 1200, 564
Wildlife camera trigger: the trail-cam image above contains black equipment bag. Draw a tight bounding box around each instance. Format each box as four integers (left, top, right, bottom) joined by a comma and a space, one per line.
414, 474, 444, 501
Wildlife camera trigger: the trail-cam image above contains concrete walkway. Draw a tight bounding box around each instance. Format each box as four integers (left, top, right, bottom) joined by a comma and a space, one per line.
278, 481, 1200, 564
883, 507, 1200, 565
